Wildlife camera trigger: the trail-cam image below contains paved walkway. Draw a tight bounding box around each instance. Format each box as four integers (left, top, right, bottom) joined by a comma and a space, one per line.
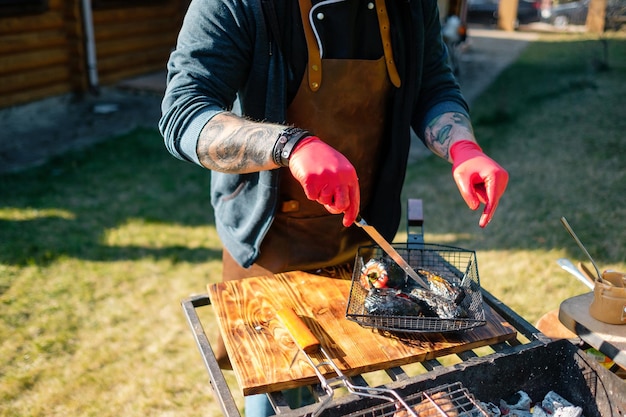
456, 27, 539, 105
413, 27, 539, 159
0, 27, 538, 174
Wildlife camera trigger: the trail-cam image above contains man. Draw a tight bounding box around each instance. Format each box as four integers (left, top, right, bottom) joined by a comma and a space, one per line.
160, 0, 507, 412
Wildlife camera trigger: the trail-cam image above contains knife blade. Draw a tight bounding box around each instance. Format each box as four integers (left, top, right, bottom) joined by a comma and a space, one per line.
355, 216, 428, 289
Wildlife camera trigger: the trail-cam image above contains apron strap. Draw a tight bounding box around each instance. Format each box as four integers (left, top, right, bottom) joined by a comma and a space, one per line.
375, 0, 401, 87
298, 0, 322, 92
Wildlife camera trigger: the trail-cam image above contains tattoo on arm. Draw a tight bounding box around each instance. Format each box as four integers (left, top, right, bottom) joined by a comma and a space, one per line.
424, 112, 475, 161
196, 112, 284, 173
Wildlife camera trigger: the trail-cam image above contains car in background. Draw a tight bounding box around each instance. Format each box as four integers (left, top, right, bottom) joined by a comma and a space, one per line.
542, 0, 589, 26
606, 0, 626, 28
467, 0, 542, 26
541, 0, 626, 28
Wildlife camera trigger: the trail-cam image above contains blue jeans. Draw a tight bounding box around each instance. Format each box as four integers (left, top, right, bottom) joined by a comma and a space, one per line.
243, 394, 273, 417
244, 387, 314, 417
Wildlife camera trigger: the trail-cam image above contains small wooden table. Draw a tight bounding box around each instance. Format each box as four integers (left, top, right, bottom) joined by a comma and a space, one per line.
559, 292, 626, 369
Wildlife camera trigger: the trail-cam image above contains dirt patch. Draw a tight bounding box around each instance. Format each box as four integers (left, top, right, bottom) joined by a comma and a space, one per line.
0, 86, 163, 174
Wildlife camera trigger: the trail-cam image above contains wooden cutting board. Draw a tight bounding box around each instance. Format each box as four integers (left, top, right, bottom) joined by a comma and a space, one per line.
208, 271, 517, 395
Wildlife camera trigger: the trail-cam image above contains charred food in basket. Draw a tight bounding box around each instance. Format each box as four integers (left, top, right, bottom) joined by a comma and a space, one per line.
360, 259, 469, 319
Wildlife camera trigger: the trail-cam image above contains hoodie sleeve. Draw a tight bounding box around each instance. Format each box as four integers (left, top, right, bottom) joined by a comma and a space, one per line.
158, 0, 257, 165
411, 0, 469, 139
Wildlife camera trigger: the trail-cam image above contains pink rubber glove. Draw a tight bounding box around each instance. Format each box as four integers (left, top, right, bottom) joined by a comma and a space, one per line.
450, 140, 509, 228
288, 137, 360, 227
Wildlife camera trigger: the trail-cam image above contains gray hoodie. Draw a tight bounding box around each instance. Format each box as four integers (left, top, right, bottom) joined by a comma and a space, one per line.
159, 0, 469, 268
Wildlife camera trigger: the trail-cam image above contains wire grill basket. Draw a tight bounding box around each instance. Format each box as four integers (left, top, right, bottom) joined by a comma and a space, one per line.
344, 382, 488, 417
346, 244, 486, 333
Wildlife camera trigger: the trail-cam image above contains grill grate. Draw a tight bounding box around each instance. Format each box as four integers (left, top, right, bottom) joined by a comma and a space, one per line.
344, 382, 487, 417
346, 244, 486, 333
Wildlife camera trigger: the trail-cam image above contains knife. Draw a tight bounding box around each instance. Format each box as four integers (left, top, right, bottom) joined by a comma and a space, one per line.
355, 216, 429, 289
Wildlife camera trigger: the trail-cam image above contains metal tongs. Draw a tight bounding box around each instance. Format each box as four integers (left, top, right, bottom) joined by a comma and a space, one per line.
355, 216, 429, 289
277, 307, 419, 417
560, 217, 604, 283
560, 217, 626, 288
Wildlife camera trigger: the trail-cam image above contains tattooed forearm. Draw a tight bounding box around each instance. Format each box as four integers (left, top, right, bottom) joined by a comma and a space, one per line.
424, 112, 475, 161
197, 112, 285, 173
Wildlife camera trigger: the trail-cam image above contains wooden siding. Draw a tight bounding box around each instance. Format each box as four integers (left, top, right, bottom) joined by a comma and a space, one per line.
0, 0, 79, 108
0, 0, 187, 109
92, 3, 184, 85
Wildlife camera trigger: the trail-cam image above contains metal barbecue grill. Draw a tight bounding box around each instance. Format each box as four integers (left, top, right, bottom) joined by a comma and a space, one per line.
181, 200, 626, 417
183, 290, 626, 417
305, 338, 626, 417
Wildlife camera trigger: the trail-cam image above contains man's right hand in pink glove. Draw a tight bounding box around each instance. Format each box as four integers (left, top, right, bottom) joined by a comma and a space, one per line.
288, 137, 360, 227
450, 140, 509, 228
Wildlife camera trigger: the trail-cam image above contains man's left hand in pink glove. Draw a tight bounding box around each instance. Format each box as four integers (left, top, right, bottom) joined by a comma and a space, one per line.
450, 140, 509, 228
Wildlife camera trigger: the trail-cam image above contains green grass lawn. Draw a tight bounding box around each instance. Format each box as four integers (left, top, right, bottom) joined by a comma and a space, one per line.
1, 30, 625, 417
402, 31, 626, 321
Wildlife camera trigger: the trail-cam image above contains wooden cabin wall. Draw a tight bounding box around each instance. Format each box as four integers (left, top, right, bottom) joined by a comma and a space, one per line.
0, 0, 81, 108
92, 1, 186, 86
0, 0, 187, 109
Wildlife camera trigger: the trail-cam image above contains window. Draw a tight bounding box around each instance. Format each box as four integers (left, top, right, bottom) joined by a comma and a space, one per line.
0, 0, 47, 16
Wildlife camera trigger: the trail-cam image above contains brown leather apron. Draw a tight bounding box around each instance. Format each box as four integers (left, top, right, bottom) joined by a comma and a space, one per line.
222, 0, 397, 281
216, 0, 398, 369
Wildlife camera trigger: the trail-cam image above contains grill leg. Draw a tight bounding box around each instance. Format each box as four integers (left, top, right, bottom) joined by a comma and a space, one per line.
182, 295, 242, 417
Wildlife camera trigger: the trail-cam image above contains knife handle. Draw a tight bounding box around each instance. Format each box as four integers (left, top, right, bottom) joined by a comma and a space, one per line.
276, 307, 320, 354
